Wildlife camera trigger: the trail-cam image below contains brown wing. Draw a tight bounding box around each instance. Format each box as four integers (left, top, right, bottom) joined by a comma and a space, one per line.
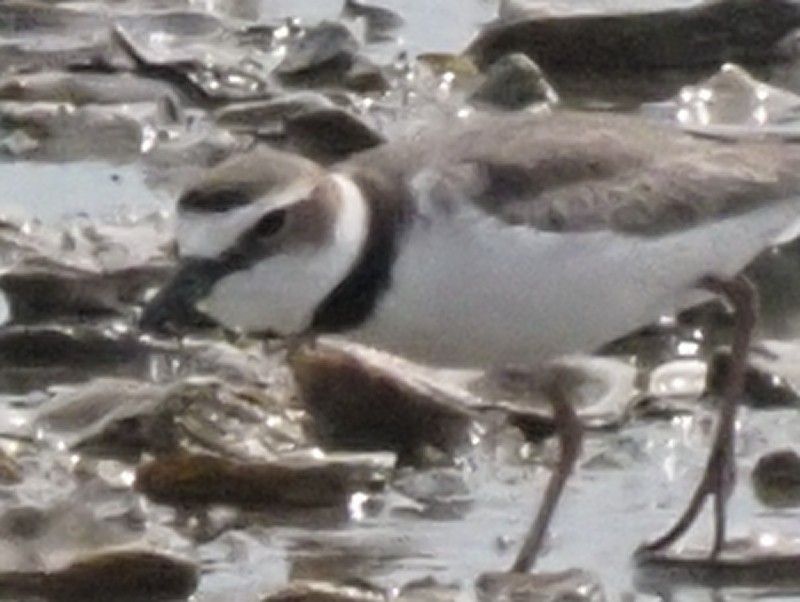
363, 110, 800, 236
479, 141, 800, 235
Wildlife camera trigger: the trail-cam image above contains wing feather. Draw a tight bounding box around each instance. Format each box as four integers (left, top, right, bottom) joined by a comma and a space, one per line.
352, 111, 800, 236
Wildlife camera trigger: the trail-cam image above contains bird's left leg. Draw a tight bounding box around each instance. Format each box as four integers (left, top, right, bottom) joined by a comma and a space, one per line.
640, 274, 756, 558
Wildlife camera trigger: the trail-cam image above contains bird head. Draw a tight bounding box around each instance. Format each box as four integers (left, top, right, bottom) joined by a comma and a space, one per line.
141, 146, 369, 338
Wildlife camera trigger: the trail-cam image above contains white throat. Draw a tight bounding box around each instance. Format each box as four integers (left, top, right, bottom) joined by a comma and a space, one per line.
201, 174, 370, 335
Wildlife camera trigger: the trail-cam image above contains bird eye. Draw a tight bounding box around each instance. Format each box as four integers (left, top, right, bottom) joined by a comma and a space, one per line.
252, 209, 287, 238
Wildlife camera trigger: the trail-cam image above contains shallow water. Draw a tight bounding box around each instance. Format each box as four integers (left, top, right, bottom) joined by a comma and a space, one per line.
0, 162, 167, 220
4, 1, 800, 601
179, 413, 800, 602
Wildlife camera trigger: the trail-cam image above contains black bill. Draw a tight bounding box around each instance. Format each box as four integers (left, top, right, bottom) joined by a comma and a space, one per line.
139, 258, 225, 335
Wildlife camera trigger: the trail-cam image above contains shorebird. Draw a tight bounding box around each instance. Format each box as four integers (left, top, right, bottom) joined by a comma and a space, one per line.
141, 109, 800, 570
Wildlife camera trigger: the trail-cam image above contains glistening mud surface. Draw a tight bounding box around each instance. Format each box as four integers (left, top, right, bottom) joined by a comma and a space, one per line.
4, 1, 800, 601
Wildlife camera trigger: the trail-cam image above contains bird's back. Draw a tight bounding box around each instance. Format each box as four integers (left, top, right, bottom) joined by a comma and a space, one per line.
344, 110, 800, 237
340, 111, 800, 367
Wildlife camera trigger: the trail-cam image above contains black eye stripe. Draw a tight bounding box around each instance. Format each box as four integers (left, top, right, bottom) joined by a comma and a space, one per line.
250, 209, 288, 238
214, 209, 290, 273
178, 188, 253, 213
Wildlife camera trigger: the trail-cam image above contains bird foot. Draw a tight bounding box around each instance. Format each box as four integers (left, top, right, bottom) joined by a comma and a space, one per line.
638, 434, 734, 559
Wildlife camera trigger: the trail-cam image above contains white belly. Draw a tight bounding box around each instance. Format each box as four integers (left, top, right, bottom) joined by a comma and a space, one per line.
349, 197, 800, 368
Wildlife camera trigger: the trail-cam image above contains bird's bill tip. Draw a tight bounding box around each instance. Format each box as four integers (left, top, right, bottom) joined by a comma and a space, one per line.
139, 259, 220, 335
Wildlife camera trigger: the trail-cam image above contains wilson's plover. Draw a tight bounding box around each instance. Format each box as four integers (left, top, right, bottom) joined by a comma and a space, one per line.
142, 110, 800, 567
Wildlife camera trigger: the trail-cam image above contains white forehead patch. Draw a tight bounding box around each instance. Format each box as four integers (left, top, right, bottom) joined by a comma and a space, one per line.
175, 180, 316, 259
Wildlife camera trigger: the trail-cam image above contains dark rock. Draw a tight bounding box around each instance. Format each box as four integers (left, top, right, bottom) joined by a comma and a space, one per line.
0, 325, 149, 368
277, 21, 360, 80
213, 92, 336, 136
635, 534, 800, 591
466, 0, 800, 103
395, 578, 461, 602
36, 378, 188, 458
263, 580, 385, 602
284, 107, 385, 163
343, 56, 390, 93
707, 348, 800, 408
34, 360, 305, 458
747, 237, 800, 337
470, 53, 558, 110
0, 261, 171, 323
135, 452, 391, 508
289, 339, 476, 464
112, 25, 271, 108
752, 449, 800, 507
341, 0, 404, 43
0, 325, 159, 393
0, 551, 199, 602
476, 568, 606, 602
0, 215, 173, 323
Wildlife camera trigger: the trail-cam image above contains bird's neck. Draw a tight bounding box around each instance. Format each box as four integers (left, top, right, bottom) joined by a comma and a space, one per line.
310, 168, 414, 333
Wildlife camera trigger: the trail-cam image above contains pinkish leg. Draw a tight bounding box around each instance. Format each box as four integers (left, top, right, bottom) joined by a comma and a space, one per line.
512, 371, 584, 572
640, 274, 756, 559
